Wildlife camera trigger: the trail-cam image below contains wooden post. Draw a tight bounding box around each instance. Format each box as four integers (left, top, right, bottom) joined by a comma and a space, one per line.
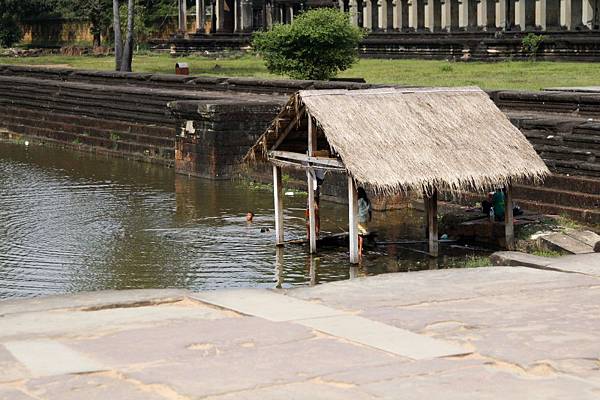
307, 169, 317, 254
505, 183, 515, 250
275, 246, 284, 289
425, 188, 439, 257
307, 113, 317, 254
273, 165, 284, 246
349, 176, 359, 264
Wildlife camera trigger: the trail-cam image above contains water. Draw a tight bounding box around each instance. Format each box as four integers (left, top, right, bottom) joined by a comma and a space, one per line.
0, 141, 491, 300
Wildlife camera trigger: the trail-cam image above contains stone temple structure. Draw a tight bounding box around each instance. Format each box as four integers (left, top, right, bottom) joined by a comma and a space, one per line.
177, 0, 599, 34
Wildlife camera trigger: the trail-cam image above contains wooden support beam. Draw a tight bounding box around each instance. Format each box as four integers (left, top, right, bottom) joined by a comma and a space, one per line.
505, 183, 515, 250
273, 165, 284, 246
349, 176, 359, 264
271, 106, 306, 150
425, 188, 439, 257
268, 151, 344, 169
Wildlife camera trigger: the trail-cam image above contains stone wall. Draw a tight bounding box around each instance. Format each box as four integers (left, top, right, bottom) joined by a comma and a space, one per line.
0, 65, 597, 222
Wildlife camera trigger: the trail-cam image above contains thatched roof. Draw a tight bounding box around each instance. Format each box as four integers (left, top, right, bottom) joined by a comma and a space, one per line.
247, 87, 550, 194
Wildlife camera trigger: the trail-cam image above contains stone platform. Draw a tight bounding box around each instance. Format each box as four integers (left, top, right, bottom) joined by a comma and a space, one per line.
1, 255, 599, 399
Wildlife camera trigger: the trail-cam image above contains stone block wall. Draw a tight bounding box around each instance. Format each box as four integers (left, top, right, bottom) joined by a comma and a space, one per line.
0, 65, 598, 221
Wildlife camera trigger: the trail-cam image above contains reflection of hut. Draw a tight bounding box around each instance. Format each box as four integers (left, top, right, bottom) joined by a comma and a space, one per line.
246, 87, 550, 263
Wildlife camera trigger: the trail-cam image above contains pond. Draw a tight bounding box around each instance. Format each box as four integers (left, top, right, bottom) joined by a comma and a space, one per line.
0, 141, 492, 300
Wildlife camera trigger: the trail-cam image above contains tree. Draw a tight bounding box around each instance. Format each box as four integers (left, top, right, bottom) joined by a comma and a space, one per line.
0, 0, 53, 47
113, 0, 135, 72
252, 8, 365, 81
54, 0, 112, 47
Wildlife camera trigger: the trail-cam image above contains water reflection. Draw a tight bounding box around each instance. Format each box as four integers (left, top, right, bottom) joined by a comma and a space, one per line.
0, 141, 492, 300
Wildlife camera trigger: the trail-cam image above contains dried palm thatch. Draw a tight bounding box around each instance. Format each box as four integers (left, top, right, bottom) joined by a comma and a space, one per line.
246, 87, 550, 194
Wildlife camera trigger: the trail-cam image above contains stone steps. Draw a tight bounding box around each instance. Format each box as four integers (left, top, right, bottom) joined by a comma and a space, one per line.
512, 185, 600, 209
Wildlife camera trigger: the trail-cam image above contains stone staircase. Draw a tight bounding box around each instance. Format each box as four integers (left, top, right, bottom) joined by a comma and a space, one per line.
513, 175, 600, 225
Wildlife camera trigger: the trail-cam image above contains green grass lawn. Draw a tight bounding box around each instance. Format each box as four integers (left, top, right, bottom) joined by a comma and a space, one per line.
1, 53, 599, 90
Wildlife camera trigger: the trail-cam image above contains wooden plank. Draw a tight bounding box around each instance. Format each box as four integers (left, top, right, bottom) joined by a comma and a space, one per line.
308, 169, 317, 254
505, 184, 515, 251
349, 176, 359, 264
269, 150, 344, 168
426, 188, 439, 257
273, 165, 284, 246
269, 158, 343, 172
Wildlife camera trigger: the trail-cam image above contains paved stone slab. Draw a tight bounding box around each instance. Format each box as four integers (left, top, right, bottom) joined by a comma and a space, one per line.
67, 317, 314, 367
490, 251, 553, 268
0, 387, 37, 400
565, 229, 600, 248
0, 302, 229, 340
359, 365, 600, 400
299, 315, 469, 360
192, 289, 345, 322
540, 232, 594, 254
194, 289, 468, 359
4, 340, 105, 377
547, 253, 600, 276
0, 289, 190, 317
127, 336, 402, 398
287, 267, 596, 311
492, 252, 600, 276
203, 380, 377, 400
25, 373, 173, 400
0, 344, 30, 383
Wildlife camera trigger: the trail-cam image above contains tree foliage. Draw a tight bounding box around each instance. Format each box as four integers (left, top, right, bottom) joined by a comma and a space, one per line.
0, 0, 53, 47
252, 8, 365, 81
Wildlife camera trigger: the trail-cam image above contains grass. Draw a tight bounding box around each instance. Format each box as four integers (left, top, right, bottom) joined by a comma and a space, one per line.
1, 53, 600, 90
530, 250, 565, 258
462, 256, 491, 268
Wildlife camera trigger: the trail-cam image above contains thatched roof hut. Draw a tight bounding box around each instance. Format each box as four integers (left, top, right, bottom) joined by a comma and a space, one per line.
247, 87, 550, 262
247, 87, 549, 195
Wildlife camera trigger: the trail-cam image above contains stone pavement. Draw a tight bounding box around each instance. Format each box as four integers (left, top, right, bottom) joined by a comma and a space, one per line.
0, 258, 599, 399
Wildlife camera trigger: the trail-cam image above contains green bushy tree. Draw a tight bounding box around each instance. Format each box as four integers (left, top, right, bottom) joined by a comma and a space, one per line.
252, 8, 365, 81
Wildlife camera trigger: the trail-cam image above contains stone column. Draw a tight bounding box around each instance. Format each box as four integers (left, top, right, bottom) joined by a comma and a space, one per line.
264, 0, 273, 29
240, 0, 253, 32
358, 0, 365, 26
517, 0, 536, 29
397, 0, 411, 29
427, 0, 443, 30
196, 0, 201, 32
372, 0, 381, 30
565, 0, 584, 28
178, 0, 187, 33
443, 0, 460, 30
234, 0, 239, 31
350, 0, 360, 25
583, 0, 599, 29
412, 0, 426, 29
468, 0, 478, 28
499, 0, 516, 29
544, 0, 561, 29
480, 0, 496, 28
366, 0, 373, 28
386, 0, 396, 29
216, 0, 225, 31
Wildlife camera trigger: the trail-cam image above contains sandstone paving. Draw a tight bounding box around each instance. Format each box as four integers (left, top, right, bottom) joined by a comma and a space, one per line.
24, 373, 176, 400
0, 301, 229, 341
65, 317, 315, 367
0, 266, 599, 399
125, 335, 403, 398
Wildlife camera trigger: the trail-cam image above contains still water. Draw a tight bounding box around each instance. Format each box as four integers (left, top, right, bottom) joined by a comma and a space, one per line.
0, 141, 489, 300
